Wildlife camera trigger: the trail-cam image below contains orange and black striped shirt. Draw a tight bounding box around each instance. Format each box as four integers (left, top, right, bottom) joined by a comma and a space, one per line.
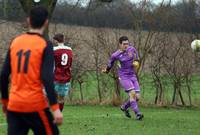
0, 32, 59, 112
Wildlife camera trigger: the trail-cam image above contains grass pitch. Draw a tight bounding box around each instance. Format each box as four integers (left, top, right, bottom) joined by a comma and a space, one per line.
0, 105, 200, 135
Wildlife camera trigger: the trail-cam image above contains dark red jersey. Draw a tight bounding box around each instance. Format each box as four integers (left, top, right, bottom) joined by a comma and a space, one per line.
53, 44, 72, 83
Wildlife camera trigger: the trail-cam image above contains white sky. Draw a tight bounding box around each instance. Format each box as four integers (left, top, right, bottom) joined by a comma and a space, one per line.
58, 0, 181, 5
140, 0, 181, 5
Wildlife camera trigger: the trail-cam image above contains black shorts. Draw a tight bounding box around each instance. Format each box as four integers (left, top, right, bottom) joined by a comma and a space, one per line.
7, 108, 59, 135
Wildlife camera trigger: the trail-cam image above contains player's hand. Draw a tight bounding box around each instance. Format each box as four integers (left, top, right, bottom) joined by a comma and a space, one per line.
2, 103, 8, 116
53, 109, 63, 125
101, 68, 107, 73
133, 61, 140, 71
101, 66, 108, 73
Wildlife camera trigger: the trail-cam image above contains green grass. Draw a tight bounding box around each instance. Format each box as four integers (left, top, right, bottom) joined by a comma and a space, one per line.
70, 73, 200, 105
0, 105, 200, 135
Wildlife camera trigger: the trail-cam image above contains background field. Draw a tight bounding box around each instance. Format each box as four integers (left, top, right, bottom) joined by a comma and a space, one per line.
68, 73, 200, 106
0, 105, 200, 135
1, 1, 200, 135
1, 22, 200, 106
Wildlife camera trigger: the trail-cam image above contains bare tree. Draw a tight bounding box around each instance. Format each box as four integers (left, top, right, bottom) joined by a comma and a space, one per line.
89, 28, 105, 102
71, 52, 90, 103
150, 32, 166, 105
103, 29, 123, 105
18, 0, 57, 38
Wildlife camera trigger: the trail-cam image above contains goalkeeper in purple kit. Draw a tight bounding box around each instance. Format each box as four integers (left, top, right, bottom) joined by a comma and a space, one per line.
102, 36, 143, 120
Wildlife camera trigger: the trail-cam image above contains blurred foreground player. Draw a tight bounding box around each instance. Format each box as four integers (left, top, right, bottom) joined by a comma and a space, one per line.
0, 6, 62, 135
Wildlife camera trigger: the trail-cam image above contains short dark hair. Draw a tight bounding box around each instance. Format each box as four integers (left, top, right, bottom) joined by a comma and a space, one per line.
29, 6, 48, 29
119, 36, 129, 44
53, 34, 64, 43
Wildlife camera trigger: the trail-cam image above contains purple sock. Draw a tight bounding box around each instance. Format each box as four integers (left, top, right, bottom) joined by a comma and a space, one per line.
121, 100, 130, 110
130, 100, 139, 114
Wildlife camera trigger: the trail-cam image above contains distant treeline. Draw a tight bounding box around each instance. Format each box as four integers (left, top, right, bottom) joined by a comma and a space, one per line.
0, 0, 200, 33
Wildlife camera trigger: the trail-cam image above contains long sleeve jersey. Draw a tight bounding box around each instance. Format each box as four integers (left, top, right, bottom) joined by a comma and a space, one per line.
107, 45, 139, 79
0, 32, 59, 112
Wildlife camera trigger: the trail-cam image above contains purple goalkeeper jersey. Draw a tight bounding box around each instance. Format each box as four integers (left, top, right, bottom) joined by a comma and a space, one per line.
107, 45, 139, 79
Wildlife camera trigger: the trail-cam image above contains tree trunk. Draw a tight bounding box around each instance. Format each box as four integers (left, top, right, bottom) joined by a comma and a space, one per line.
154, 87, 159, 104
186, 80, 192, 106
178, 88, 185, 106
112, 76, 122, 106
110, 71, 122, 106
94, 50, 102, 103
152, 67, 164, 105
68, 79, 75, 102
114, 77, 120, 98
96, 70, 102, 103
158, 80, 163, 104
18, 0, 57, 17
79, 82, 83, 103
154, 81, 163, 105
3, 0, 8, 19
18, 0, 58, 38
171, 83, 177, 105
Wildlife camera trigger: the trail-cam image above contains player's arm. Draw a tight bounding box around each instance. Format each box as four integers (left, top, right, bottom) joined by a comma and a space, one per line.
102, 53, 116, 73
135, 48, 139, 61
133, 48, 140, 71
41, 42, 63, 125
69, 50, 73, 68
41, 42, 59, 111
0, 49, 11, 114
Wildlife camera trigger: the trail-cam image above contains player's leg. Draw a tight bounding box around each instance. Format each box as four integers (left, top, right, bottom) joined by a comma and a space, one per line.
128, 90, 139, 114
54, 82, 65, 111
120, 101, 131, 118
57, 82, 70, 111
131, 78, 144, 120
128, 90, 143, 120
57, 95, 64, 111
119, 78, 135, 110
136, 92, 140, 102
120, 77, 143, 120
7, 111, 29, 135
132, 78, 140, 102
121, 99, 130, 111
119, 78, 134, 118
30, 108, 59, 135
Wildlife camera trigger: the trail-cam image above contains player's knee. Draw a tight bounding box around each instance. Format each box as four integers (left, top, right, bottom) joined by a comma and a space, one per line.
136, 93, 140, 101
129, 91, 136, 101
136, 98, 139, 102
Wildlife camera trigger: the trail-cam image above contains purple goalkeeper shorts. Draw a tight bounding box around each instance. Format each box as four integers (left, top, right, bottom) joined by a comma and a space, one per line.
119, 76, 140, 92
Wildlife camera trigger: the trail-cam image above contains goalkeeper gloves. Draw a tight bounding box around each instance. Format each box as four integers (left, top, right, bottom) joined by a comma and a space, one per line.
133, 60, 140, 71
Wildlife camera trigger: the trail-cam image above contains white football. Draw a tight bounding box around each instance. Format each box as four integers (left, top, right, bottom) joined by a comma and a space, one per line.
191, 39, 200, 52
34, 0, 40, 2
